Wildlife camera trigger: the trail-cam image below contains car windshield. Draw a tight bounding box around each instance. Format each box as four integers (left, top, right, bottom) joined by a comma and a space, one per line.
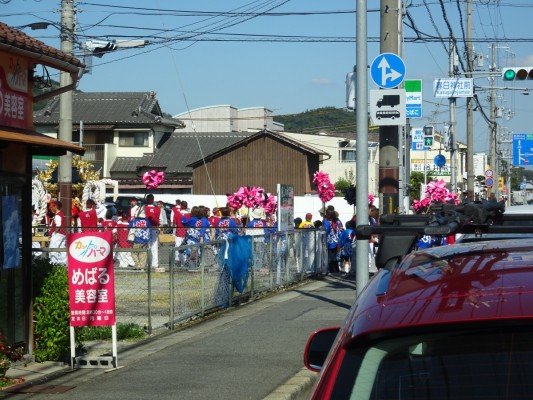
331, 328, 533, 400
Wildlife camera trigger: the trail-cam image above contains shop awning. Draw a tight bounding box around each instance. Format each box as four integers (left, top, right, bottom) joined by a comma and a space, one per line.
0, 129, 85, 156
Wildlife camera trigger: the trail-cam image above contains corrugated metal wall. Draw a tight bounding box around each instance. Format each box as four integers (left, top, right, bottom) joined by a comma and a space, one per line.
192, 135, 319, 196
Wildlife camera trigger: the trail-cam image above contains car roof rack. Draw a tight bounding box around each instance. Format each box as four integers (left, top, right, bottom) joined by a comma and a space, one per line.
356, 202, 533, 269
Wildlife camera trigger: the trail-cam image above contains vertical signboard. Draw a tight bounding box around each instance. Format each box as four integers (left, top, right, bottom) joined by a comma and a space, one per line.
0, 52, 32, 130
277, 184, 294, 232
405, 79, 422, 118
513, 133, 533, 166
68, 231, 115, 327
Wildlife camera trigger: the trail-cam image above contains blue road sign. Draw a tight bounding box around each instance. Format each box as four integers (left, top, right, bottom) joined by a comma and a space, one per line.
434, 154, 446, 168
370, 53, 406, 89
485, 178, 494, 187
513, 134, 533, 166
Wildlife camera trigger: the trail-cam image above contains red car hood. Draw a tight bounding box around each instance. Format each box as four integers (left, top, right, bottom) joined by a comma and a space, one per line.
346, 239, 533, 339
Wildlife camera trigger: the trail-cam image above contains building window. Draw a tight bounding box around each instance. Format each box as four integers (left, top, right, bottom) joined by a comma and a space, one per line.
340, 149, 356, 162
118, 132, 148, 147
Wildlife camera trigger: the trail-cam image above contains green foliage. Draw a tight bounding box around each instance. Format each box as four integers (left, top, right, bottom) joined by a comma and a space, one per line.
273, 107, 356, 134
409, 172, 435, 201
33, 266, 70, 362
32, 257, 56, 298
510, 167, 533, 191
335, 177, 352, 195
75, 323, 145, 341
31, 259, 147, 362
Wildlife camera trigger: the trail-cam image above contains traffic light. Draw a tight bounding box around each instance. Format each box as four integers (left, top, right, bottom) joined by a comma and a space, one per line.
501, 67, 533, 81
423, 125, 434, 148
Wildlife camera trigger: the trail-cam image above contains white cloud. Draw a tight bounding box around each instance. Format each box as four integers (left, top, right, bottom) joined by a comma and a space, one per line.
310, 78, 334, 86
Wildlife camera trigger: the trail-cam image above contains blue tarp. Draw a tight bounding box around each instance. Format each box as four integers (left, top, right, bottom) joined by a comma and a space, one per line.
218, 235, 253, 293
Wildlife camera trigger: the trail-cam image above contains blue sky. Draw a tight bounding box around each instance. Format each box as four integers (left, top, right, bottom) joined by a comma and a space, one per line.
3, 0, 533, 154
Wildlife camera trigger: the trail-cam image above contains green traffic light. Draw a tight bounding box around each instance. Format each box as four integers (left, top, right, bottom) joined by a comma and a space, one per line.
425, 138, 433, 146
503, 69, 516, 80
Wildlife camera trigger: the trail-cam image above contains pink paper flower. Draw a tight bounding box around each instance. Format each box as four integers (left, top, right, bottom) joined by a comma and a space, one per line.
263, 194, 278, 215
313, 170, 335, 203
413, 179, 459, 213
368, 193, 375, 206
226, 186, 278, 215
142, 170, 165, 190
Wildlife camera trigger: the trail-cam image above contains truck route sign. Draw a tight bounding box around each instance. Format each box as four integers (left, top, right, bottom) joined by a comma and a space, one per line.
369, 89, 406, 126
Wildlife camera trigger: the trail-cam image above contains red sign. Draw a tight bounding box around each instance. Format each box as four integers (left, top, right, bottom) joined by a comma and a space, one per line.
0, 53, 32, 130
67, 231, 115, 327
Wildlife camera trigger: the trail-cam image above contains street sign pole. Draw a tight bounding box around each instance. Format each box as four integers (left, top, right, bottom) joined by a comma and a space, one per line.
373, 14, 405, 213
355, 0, 369, 292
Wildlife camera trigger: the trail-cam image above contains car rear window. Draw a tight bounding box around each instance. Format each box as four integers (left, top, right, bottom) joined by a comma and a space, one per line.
331, 328, 533, 399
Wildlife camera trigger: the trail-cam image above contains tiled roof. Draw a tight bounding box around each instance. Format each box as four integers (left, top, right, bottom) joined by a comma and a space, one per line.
110, 132, 254, 174
0, 22, 83, 69
34, 92, 184, 128
108, 157, 142, 173
187, 129, 328, 167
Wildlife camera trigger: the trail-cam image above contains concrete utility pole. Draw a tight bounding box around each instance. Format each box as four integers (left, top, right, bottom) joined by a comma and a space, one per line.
466, 0, 475, 200
59, 0, 75, 226
490, 43, 499, 199
379, 0, 401, 214
449, 37, 457, 194
355, 0, 369, 294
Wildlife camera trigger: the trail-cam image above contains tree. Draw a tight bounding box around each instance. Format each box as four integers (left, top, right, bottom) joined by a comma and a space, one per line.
409, 172, 425, 201
335, 177, 351, 196
335, 169, 355, 197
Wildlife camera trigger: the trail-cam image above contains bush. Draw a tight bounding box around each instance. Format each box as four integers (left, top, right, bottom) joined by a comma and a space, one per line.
76, 323, 145, 341
33, 265, 70, 362
32, 260, 147, 362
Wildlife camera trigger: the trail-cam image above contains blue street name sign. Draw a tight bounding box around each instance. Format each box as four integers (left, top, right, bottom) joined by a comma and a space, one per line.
370, 53, 406, 89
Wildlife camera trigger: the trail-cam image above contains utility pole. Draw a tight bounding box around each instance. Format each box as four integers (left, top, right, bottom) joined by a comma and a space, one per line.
355, 0, 369, 294
449, 37, 457, 194
59, 0, 75, 226
378, 0, 401, 214
466, 0, 475, 200
490, 43, 499, 200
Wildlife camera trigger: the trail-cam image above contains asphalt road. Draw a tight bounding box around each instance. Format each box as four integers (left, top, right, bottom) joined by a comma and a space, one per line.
5, 275, 356, 400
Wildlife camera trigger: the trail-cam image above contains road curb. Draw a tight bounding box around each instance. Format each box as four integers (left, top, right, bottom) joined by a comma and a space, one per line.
262, 367, 318, 400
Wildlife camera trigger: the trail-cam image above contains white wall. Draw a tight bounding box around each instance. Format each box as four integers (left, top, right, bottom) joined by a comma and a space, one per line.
118, 193, 361, 226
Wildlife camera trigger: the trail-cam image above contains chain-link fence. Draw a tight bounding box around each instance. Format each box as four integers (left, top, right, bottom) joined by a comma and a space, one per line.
33, 228, 327, 334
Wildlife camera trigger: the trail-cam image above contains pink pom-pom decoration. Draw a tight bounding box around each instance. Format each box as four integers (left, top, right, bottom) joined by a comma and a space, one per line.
142, 170, 165, 190
413, 179, 459, 214
227, 186, 277, 215
313, 170, 335, 203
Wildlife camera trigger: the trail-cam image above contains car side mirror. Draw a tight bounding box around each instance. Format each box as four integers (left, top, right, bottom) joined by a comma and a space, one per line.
304, 327, 340, 372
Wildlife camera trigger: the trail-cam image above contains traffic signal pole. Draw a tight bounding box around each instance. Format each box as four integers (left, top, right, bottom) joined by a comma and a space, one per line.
355, 0, 370, 294
466, 0, 475, 201
490, 43, 499, 200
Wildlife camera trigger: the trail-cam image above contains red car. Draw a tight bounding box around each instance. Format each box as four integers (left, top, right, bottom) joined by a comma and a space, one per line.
305, 211, 533, 399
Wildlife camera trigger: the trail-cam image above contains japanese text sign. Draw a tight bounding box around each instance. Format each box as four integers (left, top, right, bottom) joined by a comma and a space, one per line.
68, 231, 115, 327
433, 78, 473, 98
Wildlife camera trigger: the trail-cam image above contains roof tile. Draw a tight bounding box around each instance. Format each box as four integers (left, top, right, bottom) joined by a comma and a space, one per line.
0, 22, 83, 68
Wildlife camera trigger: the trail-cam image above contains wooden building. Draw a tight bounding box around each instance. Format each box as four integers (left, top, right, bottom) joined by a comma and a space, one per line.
188, 129, 328, 196
0, 22, 85, 350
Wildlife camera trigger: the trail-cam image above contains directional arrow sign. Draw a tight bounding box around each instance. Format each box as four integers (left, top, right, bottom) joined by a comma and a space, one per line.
370, 53, 406, 89
513, 134, 533, 166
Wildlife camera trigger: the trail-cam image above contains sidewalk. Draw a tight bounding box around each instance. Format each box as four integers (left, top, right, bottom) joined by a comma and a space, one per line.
3, 274, 356, 399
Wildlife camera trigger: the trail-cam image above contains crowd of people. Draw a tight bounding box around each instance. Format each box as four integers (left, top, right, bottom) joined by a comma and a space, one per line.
36, 195, 382, 276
